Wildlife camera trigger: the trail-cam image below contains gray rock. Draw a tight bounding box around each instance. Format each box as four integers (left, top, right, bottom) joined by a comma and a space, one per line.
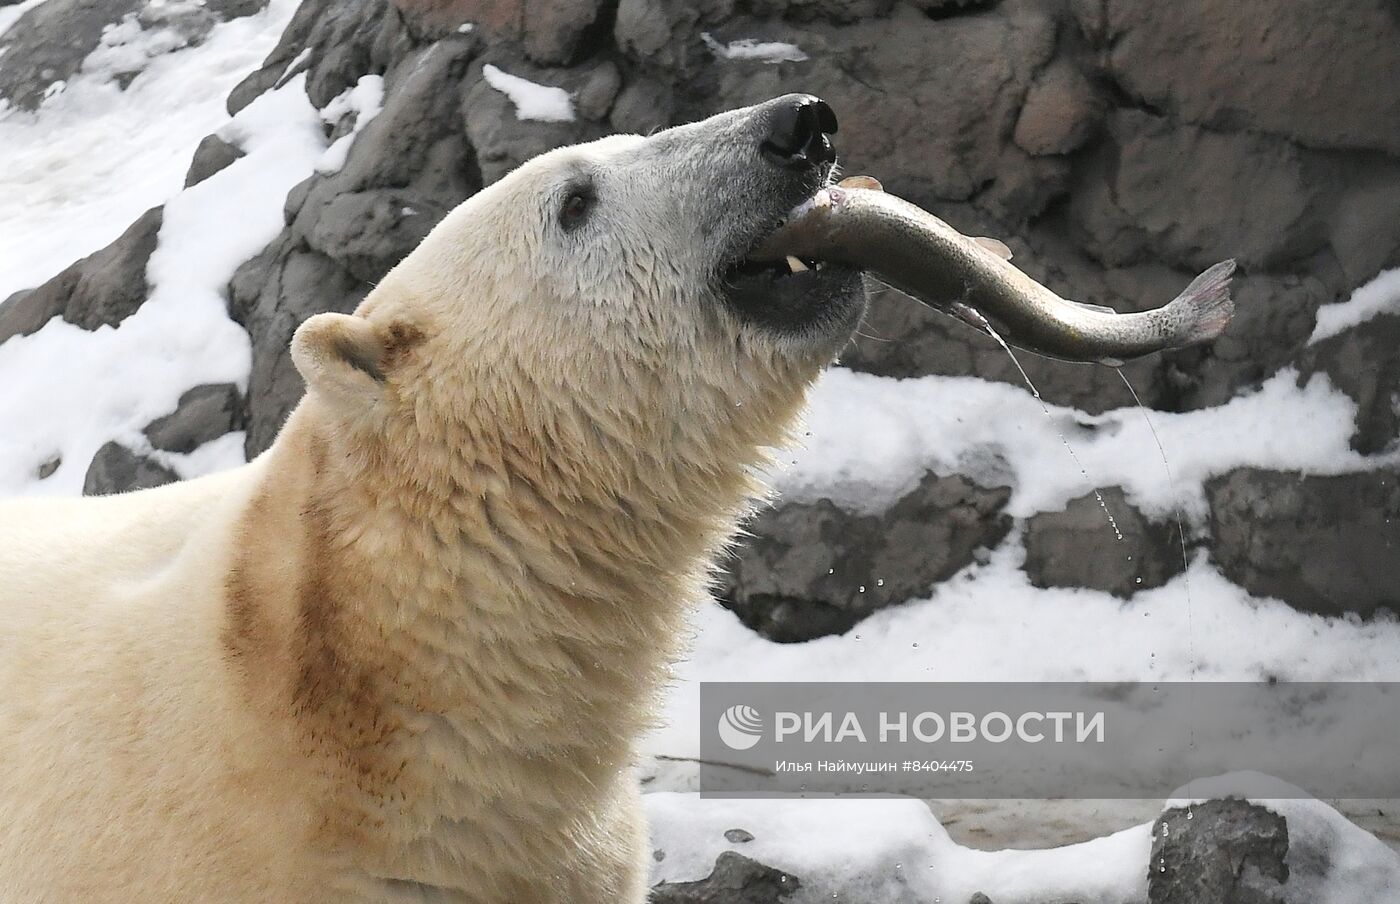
1013, 59, 1100, 157
230, 36, 480, 457
976, 145, 1072, 224
0, 289, 56, 346
1100, 0, 1400, 156
305, 189, 448, 283
0, 0, 143, 111
83, 442, 180, 496
1024, 487, 1184, 597
203, 0, 270, 19
967, 894, 1081, 904
228, 0, 409, 116
609, 75, 676, 135
615, 0, 735, 72
649, 851, 799, 903
1149, 799, 1289, 904
462, 57, 602, 185
228, 243, 370, 457
576, 60, 622, 122
0, 206, 162, 345
703, 3, 1057, 202
302, 0, 395, 109
748, 0, 894, 24
36, 455, 62, 480
1070, 110, 1322, 272
1325, 163, 1400, 287
315, 40, 478, 198
143, 384, 244, 454
720, 471, 1012, 642
1206, 468, 1400, 618
1298, 313, 1400, 455
723, 828, 754, 844
184, 134, 246, 187
523, 0, 606, 65
390, 0, 516, 45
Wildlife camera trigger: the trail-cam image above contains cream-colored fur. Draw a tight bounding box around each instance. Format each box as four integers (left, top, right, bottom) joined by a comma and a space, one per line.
0, 113, 859, 902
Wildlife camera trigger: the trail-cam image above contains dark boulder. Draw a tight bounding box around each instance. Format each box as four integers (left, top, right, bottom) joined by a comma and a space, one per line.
1023, 487, 1184, 597
143, 384, 245, 454
1148, 799, 1289, 904
184, 135, 246, 188
719, 471, 1012, 642
1098, 0, 1400, 156
83, 442, 180, 496
650, 852, 799, 903
1206, 468, 1400, 617
0, 0, 143, 111
1297, 313, 1400, 455
0, 206, 163, 345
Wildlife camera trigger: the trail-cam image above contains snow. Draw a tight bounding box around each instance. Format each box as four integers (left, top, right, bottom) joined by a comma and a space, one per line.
1310, 267, 1400, 343
82, 3, 205, 81
481, 64, 574, 123
0, 73, 326, 495
0, 0, 48, 41
701, 32, 809, 63
645, 543, 1400, 774
779, 366, 1383, 521
0, 0, 304, 299
316, 74, 385, 173
648, 774, 1400, 903
648, 793, 1152, 904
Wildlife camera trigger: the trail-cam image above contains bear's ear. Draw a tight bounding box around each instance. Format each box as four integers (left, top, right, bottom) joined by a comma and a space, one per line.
291, 313, 391, 405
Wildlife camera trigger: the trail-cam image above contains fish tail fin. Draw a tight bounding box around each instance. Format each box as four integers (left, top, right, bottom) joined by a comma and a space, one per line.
1170, 259, 1237, 345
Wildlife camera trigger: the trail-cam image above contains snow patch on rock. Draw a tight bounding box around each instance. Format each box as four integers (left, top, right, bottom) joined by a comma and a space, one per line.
701, 32, 808, 63
481, 64, 574, 122
1310, 267, 1400, 344
0, 74, 326, 495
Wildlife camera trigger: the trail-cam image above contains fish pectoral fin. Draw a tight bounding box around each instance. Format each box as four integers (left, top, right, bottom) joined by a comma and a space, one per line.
971, 236, 1014, 260
1065, 298, 1119, 316
947, 300, 994, 334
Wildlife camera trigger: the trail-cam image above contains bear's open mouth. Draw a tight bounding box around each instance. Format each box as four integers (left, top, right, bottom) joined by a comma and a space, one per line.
724, 189, 843, 293
722, 246, 852, 311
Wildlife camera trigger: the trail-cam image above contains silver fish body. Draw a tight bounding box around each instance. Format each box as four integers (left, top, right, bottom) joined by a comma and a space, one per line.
753, 186, 1236, 365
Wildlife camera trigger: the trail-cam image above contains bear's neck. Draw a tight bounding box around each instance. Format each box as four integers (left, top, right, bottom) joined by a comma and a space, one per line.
232, 389, 778, 881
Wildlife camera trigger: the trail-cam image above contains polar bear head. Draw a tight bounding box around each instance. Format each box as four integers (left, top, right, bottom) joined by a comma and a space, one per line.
290, 95, 864, 490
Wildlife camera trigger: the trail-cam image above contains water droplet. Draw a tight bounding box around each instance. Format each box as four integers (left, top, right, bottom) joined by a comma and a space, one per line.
876, 578, 885, 587
912, 642, 920, 649
858, 585, 866, 593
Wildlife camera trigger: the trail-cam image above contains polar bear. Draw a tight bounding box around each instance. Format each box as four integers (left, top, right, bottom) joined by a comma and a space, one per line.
0, 94, 860, 903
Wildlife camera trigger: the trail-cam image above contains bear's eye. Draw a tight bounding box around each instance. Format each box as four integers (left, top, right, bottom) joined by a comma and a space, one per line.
558, 188, 594, 231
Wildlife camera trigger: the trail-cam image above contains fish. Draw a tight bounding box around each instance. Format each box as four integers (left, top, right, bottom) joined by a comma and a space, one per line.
753, 178, 1236, 365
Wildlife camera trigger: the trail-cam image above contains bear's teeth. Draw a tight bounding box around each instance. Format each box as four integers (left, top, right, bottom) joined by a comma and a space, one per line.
786, 255, 808, 273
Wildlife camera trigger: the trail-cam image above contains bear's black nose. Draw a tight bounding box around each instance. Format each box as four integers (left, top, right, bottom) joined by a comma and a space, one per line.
760, 94, 838, 170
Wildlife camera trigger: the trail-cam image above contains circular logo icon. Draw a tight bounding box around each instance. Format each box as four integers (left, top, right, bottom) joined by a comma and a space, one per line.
717, 704, 764, 751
